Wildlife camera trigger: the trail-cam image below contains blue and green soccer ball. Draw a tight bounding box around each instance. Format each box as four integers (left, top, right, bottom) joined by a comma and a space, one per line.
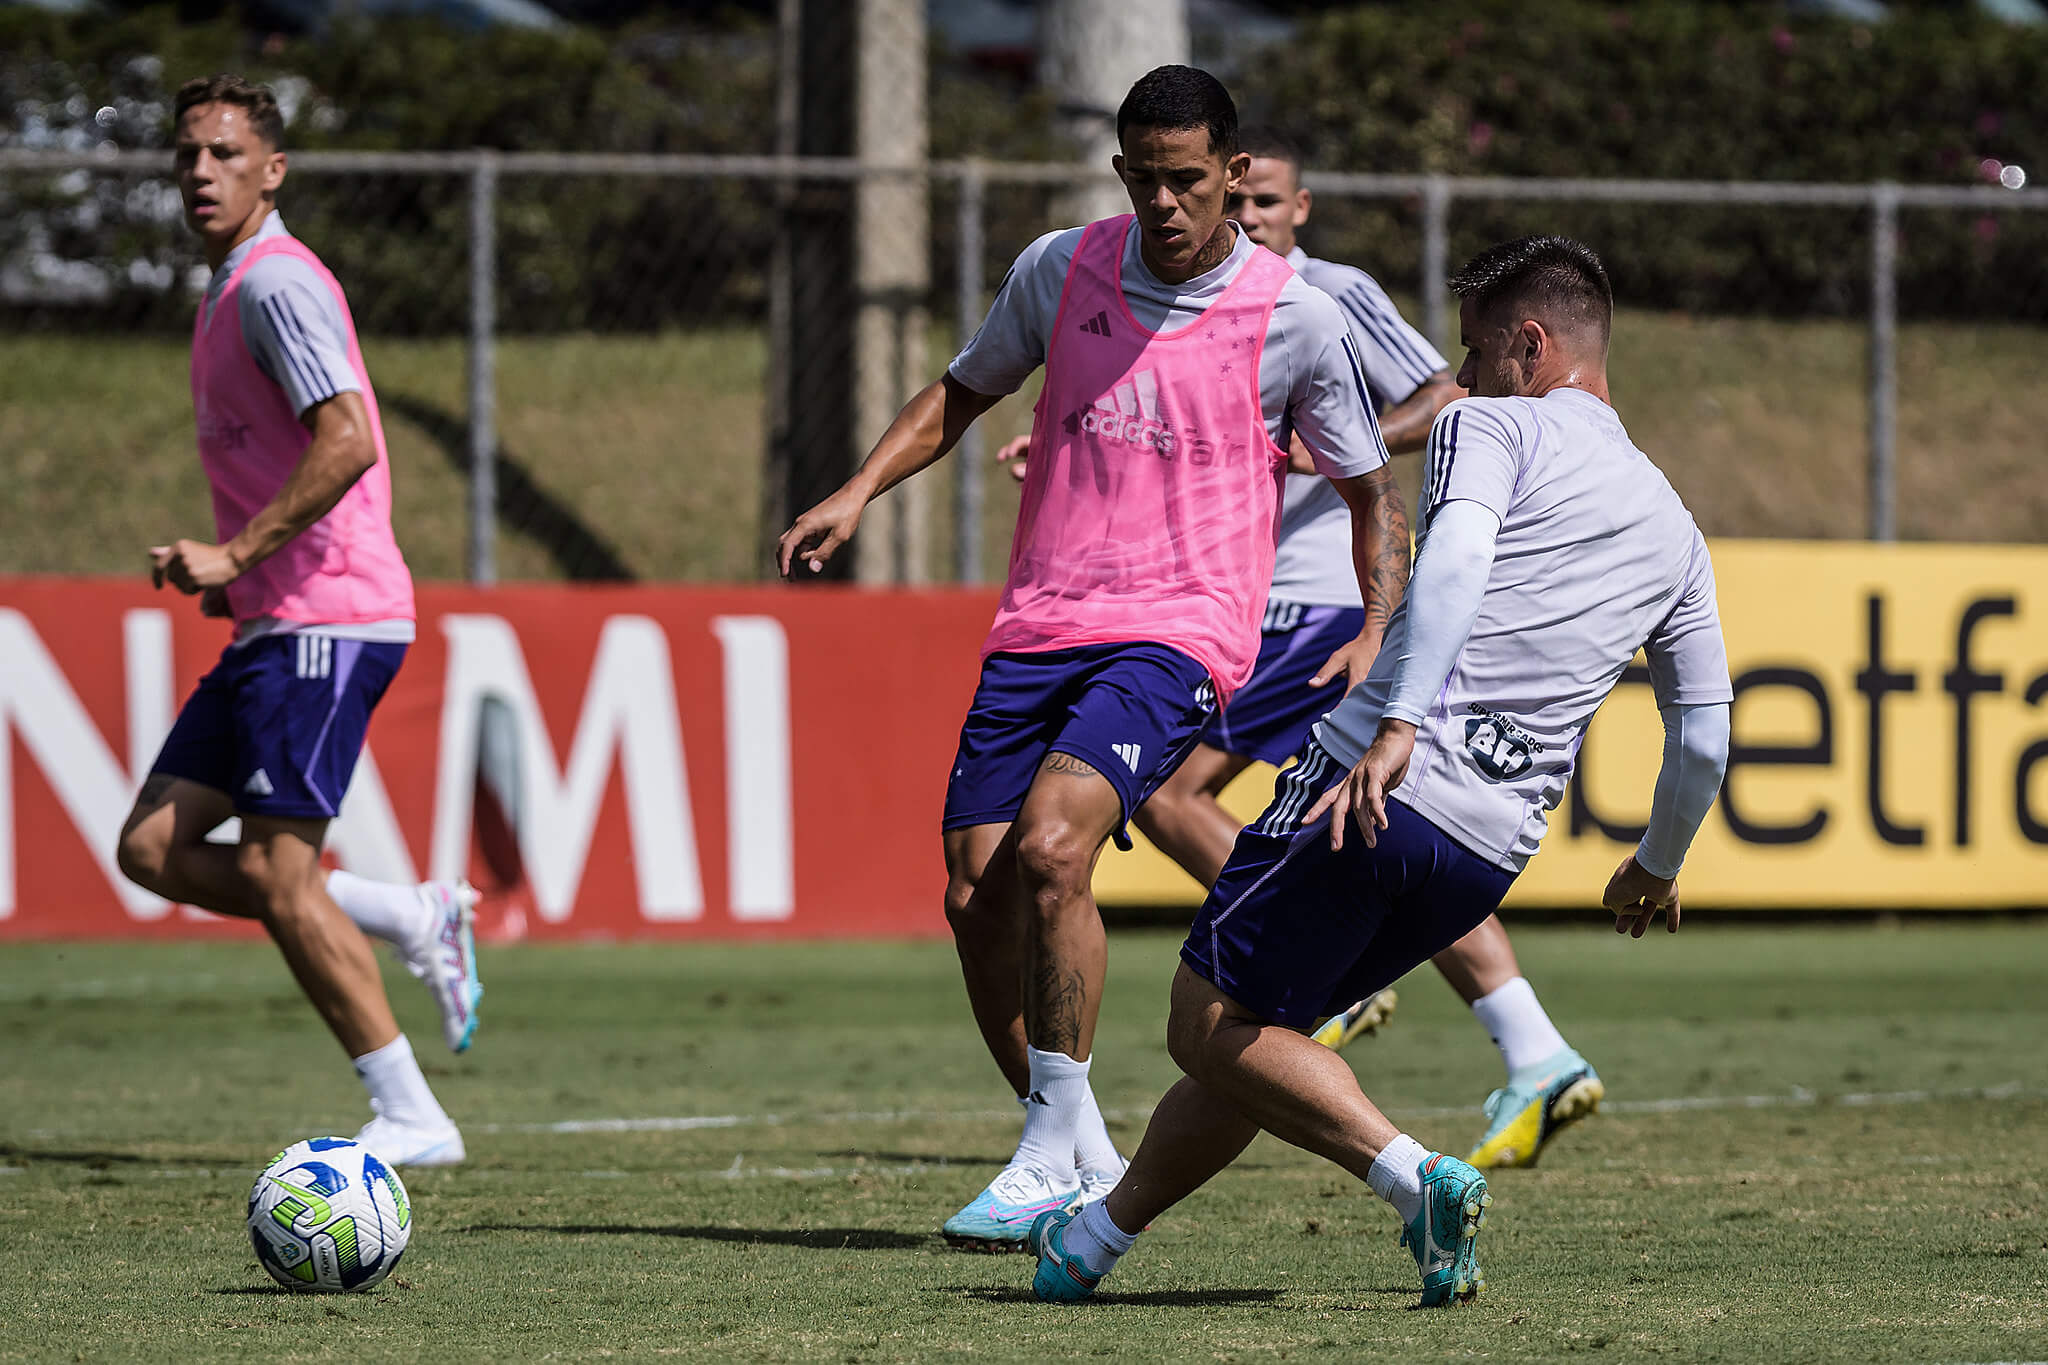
247, 1137, 412, 1291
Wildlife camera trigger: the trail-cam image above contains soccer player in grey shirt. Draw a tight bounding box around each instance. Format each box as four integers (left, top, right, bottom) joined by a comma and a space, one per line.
1128, 127, 1609, 1170
1026, 236, 1732, 1309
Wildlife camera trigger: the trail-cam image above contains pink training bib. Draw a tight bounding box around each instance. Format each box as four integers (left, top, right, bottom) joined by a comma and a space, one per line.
191, 235, 414, 627
983, 216, 1291, 699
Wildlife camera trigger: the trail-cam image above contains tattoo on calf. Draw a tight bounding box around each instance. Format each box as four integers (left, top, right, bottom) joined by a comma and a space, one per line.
1026, 953, 1089, 1054
1041, 752, 1100, 779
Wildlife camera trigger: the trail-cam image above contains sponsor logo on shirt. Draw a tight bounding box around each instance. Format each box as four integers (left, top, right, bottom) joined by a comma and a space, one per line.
1461, 704, 1544, 782
1060, 367, 1223, 465
197, 414, 253, 451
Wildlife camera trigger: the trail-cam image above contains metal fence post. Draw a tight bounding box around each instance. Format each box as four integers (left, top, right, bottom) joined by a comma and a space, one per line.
954, 162, 987, 583
1869, 182, 1899, 543
1420, 174, 1450, 355
467, 150, 500, 584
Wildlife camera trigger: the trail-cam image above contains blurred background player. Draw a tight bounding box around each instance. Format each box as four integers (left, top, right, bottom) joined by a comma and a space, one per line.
778, 66, 1407, 1249
113, 75, 480, 1166
1028, 234, 1733, 1308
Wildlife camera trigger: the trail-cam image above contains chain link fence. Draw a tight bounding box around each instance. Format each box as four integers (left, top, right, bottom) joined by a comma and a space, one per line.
4, 149, 2044, 587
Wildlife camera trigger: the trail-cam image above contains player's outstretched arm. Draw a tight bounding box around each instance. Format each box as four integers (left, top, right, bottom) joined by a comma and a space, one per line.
150, 391, 376, 596
1606, 700, 1731, 937
777, 373, 1001, 578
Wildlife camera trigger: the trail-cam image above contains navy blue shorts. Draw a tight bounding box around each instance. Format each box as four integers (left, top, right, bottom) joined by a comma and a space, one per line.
1181, 744, 1517, 1029
1202, 602, 1366, 766
150, 634, 407, 821
943, 643, 1218, 851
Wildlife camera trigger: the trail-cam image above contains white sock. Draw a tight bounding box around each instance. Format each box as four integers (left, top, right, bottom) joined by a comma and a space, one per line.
1011, 1046, 1088, 1184
1366, 1132, 1429, 1224
327, 870, 430, 947
1063, 1196, 1139, 1276
1471, 977, 1571, 1077
1073, 1083, 1124, 1178
352, 1034, 450, 1128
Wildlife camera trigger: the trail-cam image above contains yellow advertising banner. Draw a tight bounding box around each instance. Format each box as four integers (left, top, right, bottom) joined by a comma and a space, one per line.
1094, 540, 2048, 910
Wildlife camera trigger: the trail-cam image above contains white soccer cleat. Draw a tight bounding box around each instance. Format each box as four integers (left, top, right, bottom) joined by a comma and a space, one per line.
401, 880, 483, 1053
355, 1103, 466, 1168
1076, 1150, 1127, 1206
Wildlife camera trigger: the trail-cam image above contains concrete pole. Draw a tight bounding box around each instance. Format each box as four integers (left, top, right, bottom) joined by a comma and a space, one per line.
1040, 0, 1190, 226
853, 0, 931, 584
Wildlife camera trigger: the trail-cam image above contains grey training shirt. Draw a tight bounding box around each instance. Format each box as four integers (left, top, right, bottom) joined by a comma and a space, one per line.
1315, 388, 1733, 872
1273, 246, 1450, 607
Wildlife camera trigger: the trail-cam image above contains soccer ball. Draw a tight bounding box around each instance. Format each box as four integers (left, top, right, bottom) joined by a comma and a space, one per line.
246, 1137, 412, 1291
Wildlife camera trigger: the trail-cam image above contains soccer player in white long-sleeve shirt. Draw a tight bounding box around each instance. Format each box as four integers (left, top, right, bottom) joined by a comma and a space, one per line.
1216, 127, 1608, 1170
1026, 235, 1732, 1309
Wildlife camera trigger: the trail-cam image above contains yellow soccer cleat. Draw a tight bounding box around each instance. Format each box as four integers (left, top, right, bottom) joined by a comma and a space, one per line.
1311, 989, 1397, 1050
1466, 1048, 1604, 1169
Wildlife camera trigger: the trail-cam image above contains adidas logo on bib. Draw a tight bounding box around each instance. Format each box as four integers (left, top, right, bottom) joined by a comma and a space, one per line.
1077, 310, 1112, 337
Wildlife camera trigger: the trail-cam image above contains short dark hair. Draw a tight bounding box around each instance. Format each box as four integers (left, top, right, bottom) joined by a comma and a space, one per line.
1116, 65, 1238, 159
1236, 125, 1302, 171
174, 74, 285, 150
1449, 235, 1612, 341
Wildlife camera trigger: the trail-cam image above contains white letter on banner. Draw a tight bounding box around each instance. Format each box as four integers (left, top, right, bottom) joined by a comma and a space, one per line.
712, 616, 793, 920
0, 609, 172, 919
328, 747, 419, 885
431, 614, 702, 922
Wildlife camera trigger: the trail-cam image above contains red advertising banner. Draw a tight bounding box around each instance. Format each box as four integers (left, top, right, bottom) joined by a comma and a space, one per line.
0, 579, 1000, 940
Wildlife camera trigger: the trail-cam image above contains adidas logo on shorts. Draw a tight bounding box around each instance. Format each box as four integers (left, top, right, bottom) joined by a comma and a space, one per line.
244, 768, 275, 798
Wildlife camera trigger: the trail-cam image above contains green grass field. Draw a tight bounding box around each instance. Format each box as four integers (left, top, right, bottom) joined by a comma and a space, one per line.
3, 923, 2044, 1362
5, 310, 2046, 587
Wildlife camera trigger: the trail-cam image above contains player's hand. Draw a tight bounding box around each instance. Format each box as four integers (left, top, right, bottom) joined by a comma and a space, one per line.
1603, 854, 1680, 937
996, 435, 1030, 483
150, 539, 243, 594
1309, 629, 1383, 691
199, 586, 232, 619
1303, 719, 1415, 851
776, 488, 866, 579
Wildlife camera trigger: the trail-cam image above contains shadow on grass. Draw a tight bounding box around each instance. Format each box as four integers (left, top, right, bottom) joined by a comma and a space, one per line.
459, 1222, 933, 1251
0, 1144, 237, 1169
943, 1285, 1286, 1307
380, 393, 636, 582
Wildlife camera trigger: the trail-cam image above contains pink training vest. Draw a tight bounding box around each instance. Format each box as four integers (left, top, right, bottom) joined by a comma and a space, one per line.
191, 234, 415, 627
983, 216, 1291, 699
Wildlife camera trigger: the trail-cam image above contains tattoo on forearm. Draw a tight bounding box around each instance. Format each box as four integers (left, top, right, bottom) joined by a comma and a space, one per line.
1359, 468, 1412, 634
1025, 954, 1089, 1054
1041, 752, 1100, 779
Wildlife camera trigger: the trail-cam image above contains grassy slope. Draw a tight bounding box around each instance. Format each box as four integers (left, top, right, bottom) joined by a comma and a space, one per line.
2, 923, 2043, 1362
5, 311, 2044, 588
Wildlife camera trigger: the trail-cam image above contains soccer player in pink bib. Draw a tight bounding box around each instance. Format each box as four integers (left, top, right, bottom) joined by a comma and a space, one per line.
779, 66, 1409, 1247
114, 76, 479, 1167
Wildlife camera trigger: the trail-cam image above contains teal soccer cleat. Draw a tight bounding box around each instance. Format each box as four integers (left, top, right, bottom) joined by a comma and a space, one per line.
942, 1164, 1080, 1251
1029, 1207, 1105, 1303
1468, 1047, 1604, 1170
1399, 1151, 1491, 1307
